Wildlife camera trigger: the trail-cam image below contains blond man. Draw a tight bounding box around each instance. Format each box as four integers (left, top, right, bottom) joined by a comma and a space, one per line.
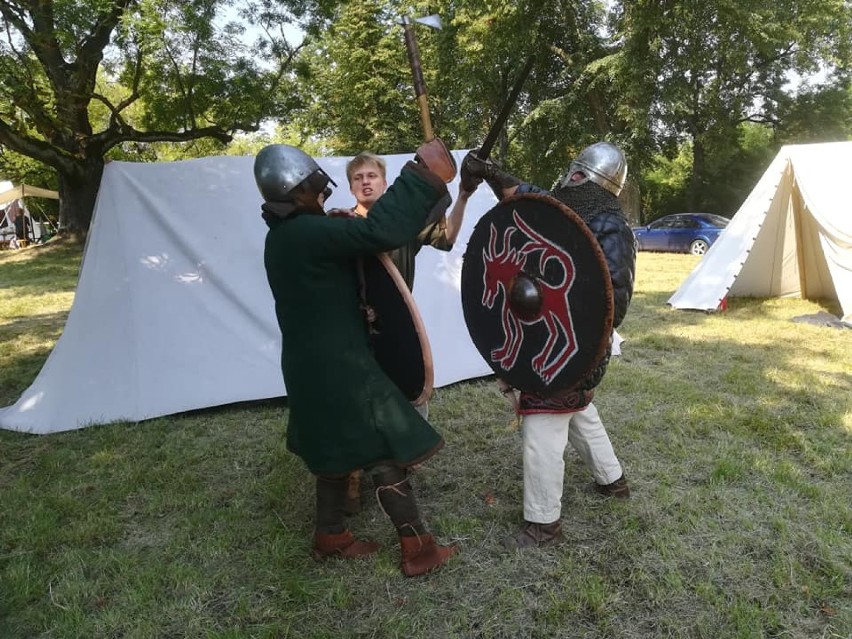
343, 151, 473, 513
346, 151, 471, 291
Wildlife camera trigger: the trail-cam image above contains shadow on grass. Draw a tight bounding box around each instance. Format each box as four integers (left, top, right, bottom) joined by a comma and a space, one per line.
1, 252, 850, 638
0, 311, 69, 406
0, 309, 70, 333
0, 241, 83, 292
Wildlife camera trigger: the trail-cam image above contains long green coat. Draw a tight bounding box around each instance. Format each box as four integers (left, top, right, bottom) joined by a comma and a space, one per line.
263, 162, 448, 477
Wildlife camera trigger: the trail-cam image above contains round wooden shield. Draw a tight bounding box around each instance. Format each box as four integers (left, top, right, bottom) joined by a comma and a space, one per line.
361, 253, 434, 405
461, 193, 614, 395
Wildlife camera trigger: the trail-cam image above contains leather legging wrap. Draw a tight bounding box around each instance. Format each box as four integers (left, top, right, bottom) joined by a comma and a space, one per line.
370, 465, 426, 537
315, 476, 349, 534
315, 466, 426, 537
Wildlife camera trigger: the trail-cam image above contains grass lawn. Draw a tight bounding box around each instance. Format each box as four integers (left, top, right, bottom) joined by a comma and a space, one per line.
1, 242, 850, 638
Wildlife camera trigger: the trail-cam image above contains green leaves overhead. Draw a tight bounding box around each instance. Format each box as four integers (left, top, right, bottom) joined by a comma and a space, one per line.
0, 0, 323, 232
0, 0, 849, 233
612, 0, 851, 213
291, 0, 426, 154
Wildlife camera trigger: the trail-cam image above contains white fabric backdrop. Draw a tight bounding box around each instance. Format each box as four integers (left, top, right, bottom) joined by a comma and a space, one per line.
0, 151, 496, 434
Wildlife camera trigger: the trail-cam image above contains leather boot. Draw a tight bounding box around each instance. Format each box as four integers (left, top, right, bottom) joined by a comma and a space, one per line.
595, 474, 630, 499
370, 465, 458, 576
312, 530, 379, 561
400, 533, 458, 577
503, 520, 563, 550
314, 475, 377, 560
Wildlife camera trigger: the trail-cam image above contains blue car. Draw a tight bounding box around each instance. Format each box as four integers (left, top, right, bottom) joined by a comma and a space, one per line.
632, 213, 729, 255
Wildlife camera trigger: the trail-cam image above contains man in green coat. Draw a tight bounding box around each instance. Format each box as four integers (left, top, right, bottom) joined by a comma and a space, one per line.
254, 142, 458, 577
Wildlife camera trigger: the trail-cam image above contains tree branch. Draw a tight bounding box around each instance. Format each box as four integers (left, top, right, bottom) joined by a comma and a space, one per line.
87, 124, 236, 156
0, 17, 63, 140
10, 0, 70, 91
0, 118, 77, 173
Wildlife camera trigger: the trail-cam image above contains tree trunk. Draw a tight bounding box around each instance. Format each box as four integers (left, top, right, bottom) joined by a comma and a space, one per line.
57, 158, 105, 239
689, 138, 705, 211
619, 180, 641, 226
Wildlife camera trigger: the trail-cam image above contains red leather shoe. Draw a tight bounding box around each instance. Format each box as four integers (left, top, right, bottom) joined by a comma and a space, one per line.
399, 533, 458, 577
312, 530, 379, 561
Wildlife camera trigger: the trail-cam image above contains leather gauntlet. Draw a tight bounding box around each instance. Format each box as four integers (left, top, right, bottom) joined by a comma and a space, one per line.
461, 150, 520, 199
414, 138, 457, 183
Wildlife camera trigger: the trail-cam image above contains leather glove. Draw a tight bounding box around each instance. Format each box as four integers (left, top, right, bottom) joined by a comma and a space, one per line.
460, 149, 520, 199
414, 137, 457, 183
460, 152, 484, 193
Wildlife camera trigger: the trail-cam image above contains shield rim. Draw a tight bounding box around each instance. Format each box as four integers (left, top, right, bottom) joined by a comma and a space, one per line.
372, 253, 434, 406
461, 192, 615, 394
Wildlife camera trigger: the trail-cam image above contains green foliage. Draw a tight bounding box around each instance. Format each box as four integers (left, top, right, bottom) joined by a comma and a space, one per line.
290, 0, 627, 188
0, 149, 60, 224
429, 0, 632, 186
291, 0, 423, 155
0, 149, 57, 192
0, 0, 323, 232
776, 83, 852, 143
611, 0, 852, 211
640, 145, 693, 222
3, 0, 850, 230
641, 123, 779, 221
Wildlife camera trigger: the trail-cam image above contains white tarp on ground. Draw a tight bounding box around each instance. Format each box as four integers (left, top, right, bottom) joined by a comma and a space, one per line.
668, 141, 852, 324
0, 152, 497, 434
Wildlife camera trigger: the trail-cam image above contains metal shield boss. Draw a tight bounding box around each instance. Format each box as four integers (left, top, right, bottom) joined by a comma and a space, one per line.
361, 253, 434, 406
461, 193, 614, 395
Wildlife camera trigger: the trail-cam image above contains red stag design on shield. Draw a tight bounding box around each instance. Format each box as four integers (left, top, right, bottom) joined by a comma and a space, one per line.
481, 210, 578, 384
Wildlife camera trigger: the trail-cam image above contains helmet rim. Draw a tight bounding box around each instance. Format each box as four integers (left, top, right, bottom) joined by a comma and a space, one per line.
254, 144, 338, 203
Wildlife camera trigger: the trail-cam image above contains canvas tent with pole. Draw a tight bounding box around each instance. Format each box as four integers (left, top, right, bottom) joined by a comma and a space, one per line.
0, 182, 59, 246
0, 151, 496, 435
668, 141, 852, 325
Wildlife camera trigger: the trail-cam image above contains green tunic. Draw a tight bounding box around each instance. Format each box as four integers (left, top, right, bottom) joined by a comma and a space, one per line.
263, 163, 447, 477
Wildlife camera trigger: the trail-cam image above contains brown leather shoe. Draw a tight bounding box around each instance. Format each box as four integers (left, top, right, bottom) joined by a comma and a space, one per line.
399, 533, 458, 577
596, 474, 630, 499
312, 530, 379, 561
504, 520, 563, 549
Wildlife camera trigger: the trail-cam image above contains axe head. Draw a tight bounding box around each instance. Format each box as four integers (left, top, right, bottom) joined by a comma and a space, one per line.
399, 14, 442, 30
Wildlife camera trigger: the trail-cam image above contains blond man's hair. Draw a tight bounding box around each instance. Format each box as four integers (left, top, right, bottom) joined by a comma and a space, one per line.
346, 152, 387, 185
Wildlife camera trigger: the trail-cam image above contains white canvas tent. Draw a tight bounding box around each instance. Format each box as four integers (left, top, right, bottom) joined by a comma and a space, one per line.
668, 141, 852, 325
0, 182, 59, 246
0, 152, 496, 435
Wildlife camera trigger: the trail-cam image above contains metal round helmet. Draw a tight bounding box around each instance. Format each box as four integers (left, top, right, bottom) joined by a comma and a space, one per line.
254, 144, 337, 202
559, 141, 627, 197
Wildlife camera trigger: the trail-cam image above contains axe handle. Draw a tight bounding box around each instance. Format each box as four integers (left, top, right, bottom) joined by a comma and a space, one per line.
478, 54, 536, 160
416, 95, 434, 141
403, 22, 435, 141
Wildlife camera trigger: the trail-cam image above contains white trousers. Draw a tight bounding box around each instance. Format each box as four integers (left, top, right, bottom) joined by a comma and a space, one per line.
522, 403, 623, 523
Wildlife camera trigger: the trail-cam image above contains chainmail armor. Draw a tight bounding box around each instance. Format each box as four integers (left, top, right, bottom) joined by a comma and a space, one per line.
518, 180, 636, 413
